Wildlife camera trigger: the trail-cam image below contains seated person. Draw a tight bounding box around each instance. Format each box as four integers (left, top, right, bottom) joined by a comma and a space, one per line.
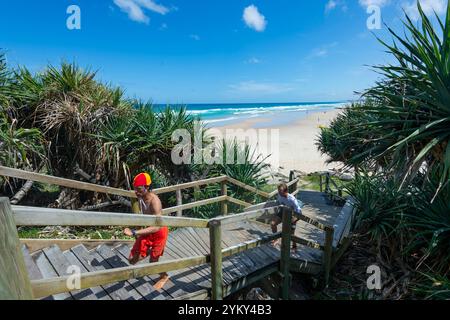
271, 183, 303, 250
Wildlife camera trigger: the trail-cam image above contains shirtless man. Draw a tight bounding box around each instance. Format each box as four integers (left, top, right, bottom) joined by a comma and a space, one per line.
123, 172, 169, 291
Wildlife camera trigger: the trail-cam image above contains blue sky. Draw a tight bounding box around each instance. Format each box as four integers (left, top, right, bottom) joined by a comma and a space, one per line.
0, 0, 447, 104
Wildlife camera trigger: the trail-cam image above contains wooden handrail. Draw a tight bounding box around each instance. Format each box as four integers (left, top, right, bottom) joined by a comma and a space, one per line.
162, 195, 227, 215
212, 205, 286, 226
225, 177, 271, 198
0, 166, 136, 199
29, 232, 282, 299
1, 166, 297, 212
0, 166, 228, 198
226, 196, 252, 208
30, 254, 209, 299
12, 206, 209, 228
153, 176, 227, 195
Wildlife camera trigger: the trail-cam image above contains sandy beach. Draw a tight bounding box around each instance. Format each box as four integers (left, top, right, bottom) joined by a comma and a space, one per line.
210, 108, 343, 175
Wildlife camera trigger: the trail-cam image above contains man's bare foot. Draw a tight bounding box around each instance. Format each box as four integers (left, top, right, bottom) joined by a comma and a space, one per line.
153, 274, 170, 291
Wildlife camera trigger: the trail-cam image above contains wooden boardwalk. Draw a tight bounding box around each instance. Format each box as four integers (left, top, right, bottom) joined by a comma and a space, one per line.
21, 191, 354, 300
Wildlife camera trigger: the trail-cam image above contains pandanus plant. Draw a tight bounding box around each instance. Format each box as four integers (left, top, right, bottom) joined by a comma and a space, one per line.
360, 2, 450, 195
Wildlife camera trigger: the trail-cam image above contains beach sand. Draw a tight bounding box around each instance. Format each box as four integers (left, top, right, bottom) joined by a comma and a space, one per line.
209, 108, 342, 175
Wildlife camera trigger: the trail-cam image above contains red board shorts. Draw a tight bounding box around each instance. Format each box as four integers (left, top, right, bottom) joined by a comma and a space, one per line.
129, 227, 169, 261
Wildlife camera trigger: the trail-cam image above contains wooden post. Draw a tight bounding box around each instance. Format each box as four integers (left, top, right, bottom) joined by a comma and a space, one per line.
176, 189, 183, 217
289, 171, 295, 193
323, 226, 335, 286
0, 198, 33, 300
209, 219, 223, 300
280, 207, 293, 300
325, 173, 330, 194
221, 181, 228, 216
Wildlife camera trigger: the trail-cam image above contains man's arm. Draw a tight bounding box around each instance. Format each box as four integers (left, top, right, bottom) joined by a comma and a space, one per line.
124, 196, 163, 237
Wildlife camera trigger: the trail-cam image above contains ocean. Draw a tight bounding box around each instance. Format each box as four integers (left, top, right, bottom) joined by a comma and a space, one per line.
156, 101, 347, 127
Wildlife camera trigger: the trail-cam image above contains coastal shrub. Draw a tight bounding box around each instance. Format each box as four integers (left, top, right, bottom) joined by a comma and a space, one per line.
360, 3, 450, 192
411, 271, 450, 300
317, 102, 389, 169
11, 62, 127, 179
191, 138, 271, 205
345, 170, 411, 243
0, 54, 45, 191
403, 165, 450, 268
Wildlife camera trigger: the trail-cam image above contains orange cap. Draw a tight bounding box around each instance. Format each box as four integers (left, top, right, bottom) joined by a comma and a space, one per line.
133, 173, 152, 188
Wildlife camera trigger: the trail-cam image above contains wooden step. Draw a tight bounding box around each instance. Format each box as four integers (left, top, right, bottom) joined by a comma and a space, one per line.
42, 244, 110, 300
62, 248, 111, 300
21, 245, 42, 281
69, 244, 143, 300
95, 244, 166, 300
31, 249, 72, 300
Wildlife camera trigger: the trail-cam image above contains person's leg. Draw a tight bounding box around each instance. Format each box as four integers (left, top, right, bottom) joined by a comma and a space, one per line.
271, 215, 282, 246
291, 225, 297, 251
151, 253, 170, 290
128, 236, 147, 265
271, 215, 282, 233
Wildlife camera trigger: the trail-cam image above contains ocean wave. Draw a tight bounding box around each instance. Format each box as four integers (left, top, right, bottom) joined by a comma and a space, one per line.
203, 117, 239, 124
187, 102, 346, 121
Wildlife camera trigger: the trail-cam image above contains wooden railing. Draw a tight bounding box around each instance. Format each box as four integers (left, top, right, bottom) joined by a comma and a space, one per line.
0, 166, 334, 300
0, 166, 299, 217
1, 197, 296, 300
317, 171, 351, 206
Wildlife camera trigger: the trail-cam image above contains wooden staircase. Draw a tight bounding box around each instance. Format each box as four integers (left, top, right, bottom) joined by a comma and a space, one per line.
0, 166, 355, 300
22, 219, 326, 300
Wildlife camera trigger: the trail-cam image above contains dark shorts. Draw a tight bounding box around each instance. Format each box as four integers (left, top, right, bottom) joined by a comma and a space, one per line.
275, 210, 302, 231
276, 209, 302, 219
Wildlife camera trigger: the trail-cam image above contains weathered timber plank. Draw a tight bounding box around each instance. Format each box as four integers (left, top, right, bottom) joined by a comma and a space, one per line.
70, 245, 142, 300
163, 236, 212, 289
21, 239, 134, 254
168, 230, 227, 286
31, 250, 72, 300
219, 228, 259, 277
113, 244, 179, 299
95, 244, 166, 300
21, 245, 43, 281
43, 245, 102, 300
0, 198, 33, 300
13, 206, 208, 228
62, 249, 111, 300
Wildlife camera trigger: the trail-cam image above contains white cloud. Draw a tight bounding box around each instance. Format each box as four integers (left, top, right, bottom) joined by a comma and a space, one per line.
229, 81, 293, 94
190, 34, 200, 41
243, 5, 267, 32
359, 0, 390, 8
308, 42, 339, 59
325, 0, 338, 12
246, 57, 261, 64
403, 0, 446, 21
325, 0, 349, 14
113, 0, 169, 24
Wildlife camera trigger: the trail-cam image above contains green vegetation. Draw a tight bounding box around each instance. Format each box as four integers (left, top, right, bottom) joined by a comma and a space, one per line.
317, 3, 450, 299
0, 56, 271, 220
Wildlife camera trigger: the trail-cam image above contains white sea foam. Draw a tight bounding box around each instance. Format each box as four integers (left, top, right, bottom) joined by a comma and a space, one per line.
189, 102, 346, 124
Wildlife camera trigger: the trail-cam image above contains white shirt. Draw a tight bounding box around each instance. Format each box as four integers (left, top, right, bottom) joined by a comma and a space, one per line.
277, 193, 303, 215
